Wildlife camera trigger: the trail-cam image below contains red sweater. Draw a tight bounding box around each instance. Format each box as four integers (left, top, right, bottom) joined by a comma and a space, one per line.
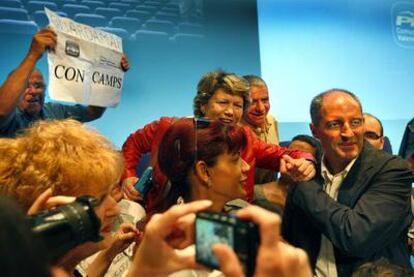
122, 117, 314, 211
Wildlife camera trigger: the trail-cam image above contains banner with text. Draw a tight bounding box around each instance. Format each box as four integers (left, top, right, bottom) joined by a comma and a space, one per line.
46, 8, 124, 107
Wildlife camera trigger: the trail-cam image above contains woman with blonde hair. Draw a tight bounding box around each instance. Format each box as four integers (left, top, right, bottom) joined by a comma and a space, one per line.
0, 119, 136, 276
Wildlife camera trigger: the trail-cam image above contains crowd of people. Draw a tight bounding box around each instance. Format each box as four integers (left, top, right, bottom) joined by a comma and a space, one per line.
1, 28, 414, 277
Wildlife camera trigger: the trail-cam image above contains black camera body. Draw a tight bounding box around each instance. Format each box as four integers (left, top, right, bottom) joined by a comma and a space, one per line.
195, 211, 259, 276
27, 196, 102, 260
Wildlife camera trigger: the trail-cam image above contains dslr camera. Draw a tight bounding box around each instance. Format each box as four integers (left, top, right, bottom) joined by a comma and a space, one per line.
195, 211, 259, 276
27, 196, 102, 260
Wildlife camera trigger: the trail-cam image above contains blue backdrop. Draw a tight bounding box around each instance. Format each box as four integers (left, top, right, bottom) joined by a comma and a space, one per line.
258, 0, 414, 152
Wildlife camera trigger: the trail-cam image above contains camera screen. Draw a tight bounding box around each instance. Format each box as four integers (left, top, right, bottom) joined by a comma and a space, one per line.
195, 217, 234, 268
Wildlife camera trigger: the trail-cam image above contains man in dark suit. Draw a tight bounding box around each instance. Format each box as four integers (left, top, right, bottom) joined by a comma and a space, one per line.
282, 89, 413, 277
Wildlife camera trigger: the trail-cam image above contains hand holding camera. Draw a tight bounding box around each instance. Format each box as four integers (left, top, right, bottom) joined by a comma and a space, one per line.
27, 190, 102, 261
126, 201, 311, 277
211, 205, 312, 277
27, 188, 76, 216
128, 200, 213, 276
121, 166, 154, 203
195, 211, 259, 276
134, 167, 153, 197
122, 177, 141, 201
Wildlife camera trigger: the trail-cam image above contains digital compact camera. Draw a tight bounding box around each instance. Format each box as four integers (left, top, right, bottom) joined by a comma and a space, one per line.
195, 211, 259, 276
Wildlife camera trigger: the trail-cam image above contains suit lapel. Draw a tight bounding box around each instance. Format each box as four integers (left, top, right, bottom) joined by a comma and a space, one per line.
337, 143, 375, 207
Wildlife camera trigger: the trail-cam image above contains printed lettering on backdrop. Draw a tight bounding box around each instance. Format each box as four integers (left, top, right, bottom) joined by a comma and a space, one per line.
45, 8, 124, 107
392, 1, 414, 48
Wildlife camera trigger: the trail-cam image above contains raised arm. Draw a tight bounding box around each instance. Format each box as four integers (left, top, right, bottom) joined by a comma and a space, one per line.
243, 125, 315, 174
0, 29, 56, 119
253, 138, 315, 169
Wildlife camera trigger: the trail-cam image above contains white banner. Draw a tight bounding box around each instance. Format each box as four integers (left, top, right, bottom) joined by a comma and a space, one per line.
46, 8, 124, 107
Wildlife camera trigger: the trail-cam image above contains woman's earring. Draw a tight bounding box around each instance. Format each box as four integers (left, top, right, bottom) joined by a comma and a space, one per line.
177, 196, 184, 205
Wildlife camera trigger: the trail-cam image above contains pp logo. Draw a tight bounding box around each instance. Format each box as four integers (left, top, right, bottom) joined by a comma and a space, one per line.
65, 41, 80, 57
392, 1, 414, 48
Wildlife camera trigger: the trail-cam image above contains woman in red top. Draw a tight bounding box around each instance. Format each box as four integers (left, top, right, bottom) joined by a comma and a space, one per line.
122, 70, 315, 211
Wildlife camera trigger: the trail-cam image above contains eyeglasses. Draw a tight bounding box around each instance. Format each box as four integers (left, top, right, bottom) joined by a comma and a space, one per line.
364, 131, 382, 140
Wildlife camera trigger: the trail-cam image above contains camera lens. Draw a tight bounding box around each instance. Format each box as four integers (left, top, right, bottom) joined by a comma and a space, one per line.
27, 196, 102, 260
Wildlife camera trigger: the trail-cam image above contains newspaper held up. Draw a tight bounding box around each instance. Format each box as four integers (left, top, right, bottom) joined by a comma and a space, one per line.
45, 8, 124, 107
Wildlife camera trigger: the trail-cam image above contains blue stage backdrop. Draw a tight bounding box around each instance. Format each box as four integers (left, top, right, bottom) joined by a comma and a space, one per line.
258, 0, 414, 152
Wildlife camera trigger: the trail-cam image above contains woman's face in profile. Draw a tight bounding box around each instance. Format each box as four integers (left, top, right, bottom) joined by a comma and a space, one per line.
58, 187, 121, 266
94, 189, 120, 238
206, 151, 250, 202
